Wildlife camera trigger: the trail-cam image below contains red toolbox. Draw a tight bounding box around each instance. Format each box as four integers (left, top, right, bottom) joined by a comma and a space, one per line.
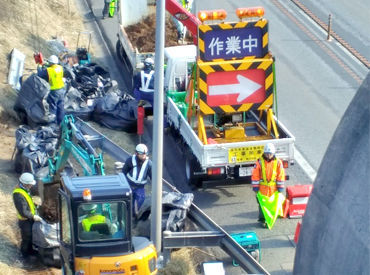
286, 185, 313, 218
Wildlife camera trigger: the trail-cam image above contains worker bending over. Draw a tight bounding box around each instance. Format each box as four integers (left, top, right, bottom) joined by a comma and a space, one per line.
122, 144, 152, 218
12, 172, 43, 258
252, 143, 285, 227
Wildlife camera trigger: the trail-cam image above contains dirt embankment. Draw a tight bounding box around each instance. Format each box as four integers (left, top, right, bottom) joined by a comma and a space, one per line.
0, 0, 85, 273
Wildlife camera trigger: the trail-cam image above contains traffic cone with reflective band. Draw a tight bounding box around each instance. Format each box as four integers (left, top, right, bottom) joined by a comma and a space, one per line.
294, 221, 302, 244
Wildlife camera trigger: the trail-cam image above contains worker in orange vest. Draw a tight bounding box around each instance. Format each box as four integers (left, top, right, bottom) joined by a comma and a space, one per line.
252, 143, 285, 226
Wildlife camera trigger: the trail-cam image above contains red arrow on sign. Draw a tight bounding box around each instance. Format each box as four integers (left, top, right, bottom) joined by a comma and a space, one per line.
206, 69, 265, 106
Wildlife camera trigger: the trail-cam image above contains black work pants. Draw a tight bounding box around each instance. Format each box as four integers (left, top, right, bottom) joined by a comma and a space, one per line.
18, 220, 35, 257
102, 1, 110, 17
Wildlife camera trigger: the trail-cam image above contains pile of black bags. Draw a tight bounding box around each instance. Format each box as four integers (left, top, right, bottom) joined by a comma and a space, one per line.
14, 62, 138, 132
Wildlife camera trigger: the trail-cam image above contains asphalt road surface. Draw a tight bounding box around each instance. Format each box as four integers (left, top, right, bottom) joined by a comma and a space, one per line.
77, 0, 368, 273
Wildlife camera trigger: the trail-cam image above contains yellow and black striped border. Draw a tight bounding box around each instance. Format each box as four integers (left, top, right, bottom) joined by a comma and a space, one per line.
197, 57, 274, 115
198, 19, 269, 61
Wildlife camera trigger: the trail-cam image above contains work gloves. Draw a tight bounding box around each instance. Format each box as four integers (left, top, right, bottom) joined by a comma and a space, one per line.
33, 215, 43, 222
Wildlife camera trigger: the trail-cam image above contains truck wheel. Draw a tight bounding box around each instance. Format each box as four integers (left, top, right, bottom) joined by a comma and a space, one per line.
185, 155, 201, 187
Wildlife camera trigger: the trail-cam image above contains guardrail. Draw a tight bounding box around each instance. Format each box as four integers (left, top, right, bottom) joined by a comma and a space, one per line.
75, 118, 269, 274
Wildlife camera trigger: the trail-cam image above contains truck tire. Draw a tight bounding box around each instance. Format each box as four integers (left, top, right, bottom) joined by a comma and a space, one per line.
185, 154, 202, 187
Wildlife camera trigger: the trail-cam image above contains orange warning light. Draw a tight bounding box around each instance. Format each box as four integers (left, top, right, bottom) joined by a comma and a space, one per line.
236, 7, 265, 19
83, 188, 92, 201
198, 9, 227, 23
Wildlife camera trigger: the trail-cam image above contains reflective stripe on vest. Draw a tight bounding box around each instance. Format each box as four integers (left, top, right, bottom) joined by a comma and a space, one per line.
140, 70, 154, 92
13, 188, 36, 220
82, 215, 106, 232
259, 158, 278, 197
126, 155, 149, 185
260, 157, 278, 186
47, 64, 64, 90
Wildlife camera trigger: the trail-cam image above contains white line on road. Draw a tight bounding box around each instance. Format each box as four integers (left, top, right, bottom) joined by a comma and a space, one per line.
294, 148, 317, 182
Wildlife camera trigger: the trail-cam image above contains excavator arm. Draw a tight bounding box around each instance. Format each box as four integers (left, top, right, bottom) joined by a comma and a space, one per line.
166, 0, 201, 45
43, 115, 105, 184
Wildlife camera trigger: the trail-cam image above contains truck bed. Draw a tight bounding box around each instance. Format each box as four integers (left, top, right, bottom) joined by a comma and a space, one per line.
166, 97, 295, 169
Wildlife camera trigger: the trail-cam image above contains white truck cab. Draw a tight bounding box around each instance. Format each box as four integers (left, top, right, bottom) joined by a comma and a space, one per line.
164, 45, 196, 93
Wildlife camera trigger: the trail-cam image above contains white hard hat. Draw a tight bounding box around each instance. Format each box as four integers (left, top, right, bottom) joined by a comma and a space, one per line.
48, 55, 59, 64
264, 143, 276, 155
144, 57, 154, 65
136, 143, 148, 154
82, 203, 97, 212
19, 172, 36, 186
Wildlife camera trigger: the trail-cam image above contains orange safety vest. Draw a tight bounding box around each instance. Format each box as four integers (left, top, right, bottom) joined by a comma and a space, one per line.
252, 157, 285, 197
46, 64, 64, 90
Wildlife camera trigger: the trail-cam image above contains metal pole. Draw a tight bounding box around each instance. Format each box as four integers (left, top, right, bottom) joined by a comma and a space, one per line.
151, 0, 165, 254
327, 14, 332, 41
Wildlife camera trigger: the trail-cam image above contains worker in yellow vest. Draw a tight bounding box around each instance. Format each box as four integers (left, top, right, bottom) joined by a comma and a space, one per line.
12, 173, 43, 258
252, 143, 285, 227
80, 204, 116, 239
44, 55, 66, 124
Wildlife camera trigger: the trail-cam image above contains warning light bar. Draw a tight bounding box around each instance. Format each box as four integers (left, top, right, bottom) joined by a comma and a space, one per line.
83, 188, 92, 201
198, 9, 227, 23
236, 7, 265, 19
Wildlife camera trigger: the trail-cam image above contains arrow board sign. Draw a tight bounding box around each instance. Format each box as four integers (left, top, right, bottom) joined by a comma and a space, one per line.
206, 69, 266, 107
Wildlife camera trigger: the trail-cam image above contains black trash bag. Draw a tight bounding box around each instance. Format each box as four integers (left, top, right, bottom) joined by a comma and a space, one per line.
93, 92, 138, 132
135, 191, 194, 236
103, 79, 119, 94
14, 125, 58, 174
14, 74, 55, 125
93, 64, 110, 79
32, 220, 59, 248
64, 87, 95, 120
162, 192, 194, 232
63, 66, 76, 81
74, 74, 105, 100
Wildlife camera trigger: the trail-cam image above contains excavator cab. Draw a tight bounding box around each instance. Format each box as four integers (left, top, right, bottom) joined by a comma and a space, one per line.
58, 173, 157, 275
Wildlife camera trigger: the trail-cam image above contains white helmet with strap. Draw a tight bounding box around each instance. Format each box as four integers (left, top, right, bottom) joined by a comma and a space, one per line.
82, 203, 97, 212
19, 172, 36, 186
135, 143, 148, 154
48, 55, 59, 64
264, 143, 276, 155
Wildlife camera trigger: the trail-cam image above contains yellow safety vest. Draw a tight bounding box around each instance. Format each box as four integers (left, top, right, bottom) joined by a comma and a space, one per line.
82, 215, 106, 232
46, 64, 64, 90
13, 188, 36, 220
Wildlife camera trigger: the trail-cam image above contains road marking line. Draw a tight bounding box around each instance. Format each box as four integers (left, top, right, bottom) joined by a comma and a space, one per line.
294, 149, 317, 182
